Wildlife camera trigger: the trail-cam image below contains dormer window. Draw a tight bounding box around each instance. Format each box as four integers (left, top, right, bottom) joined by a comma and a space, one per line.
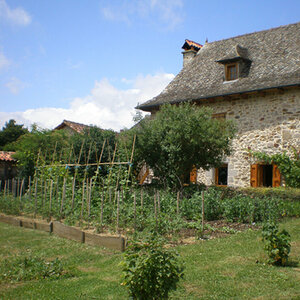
216, 44, 252, 82
225, 63, 238, 81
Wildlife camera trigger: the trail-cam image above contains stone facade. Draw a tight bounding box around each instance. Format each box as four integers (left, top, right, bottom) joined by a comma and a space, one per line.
197, 88, 300, 187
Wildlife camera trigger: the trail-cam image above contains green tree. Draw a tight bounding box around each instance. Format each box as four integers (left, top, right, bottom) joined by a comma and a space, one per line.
11, 126, 70, 179
130, 103, 236, 189
0, 119, 28, 150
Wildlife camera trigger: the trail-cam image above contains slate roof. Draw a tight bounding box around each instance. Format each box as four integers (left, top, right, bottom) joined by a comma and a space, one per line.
138, 22, 300, 112
0, 151, 16, 162
54, 120, 89, 133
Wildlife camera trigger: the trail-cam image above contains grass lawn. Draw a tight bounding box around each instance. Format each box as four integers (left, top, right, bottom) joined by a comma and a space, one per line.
0, 218, 299, 299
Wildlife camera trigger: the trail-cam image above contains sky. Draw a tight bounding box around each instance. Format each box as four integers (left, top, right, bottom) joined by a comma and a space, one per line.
0, 0, 299, 131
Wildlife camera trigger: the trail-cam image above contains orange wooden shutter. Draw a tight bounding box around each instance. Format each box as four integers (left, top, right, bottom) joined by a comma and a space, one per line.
272, 164, 281, 187
250, 164, 258, 187
215, 167, 219, 185
190, 167, 197, 184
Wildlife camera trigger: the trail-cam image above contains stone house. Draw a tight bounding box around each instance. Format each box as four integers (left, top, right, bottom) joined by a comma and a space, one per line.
137, 22, 300, 188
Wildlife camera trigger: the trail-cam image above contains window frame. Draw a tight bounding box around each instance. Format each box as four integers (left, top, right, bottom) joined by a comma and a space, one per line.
225, 62, 238, 81
215, 164, 228, 186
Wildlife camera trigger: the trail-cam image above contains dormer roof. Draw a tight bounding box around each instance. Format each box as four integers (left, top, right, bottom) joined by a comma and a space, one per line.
216, 44, 250, 64
138, 22, 300, 112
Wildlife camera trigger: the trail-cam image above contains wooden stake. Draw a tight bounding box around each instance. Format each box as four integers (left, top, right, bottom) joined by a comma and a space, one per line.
4, 181, 7, 200
126, 135, 136, 188
133, 191, 136, 231
87, 178, 92, 228
17, 178, 20, 197
116, 190, 120, 233
100, 190, 104, 228
60, 177, 67, 218
80, 180, 85, 224
157, 190, 161, 214
28, 176, 32, 202
49, 180, 53, 219
43, 180, 47, 208
202, 190, 205, 233
12, 179, 15, 197
71, 177, 76, 211
154, 192, 157, 226
19, 179, 24, 211
177, 191, 180, 215
140, 188, 143, 211
34, 177, 38, 218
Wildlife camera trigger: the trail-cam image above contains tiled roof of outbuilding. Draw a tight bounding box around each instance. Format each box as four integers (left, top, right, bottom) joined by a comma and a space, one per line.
0, 151, 16, 162
54, 120, 89, 133
138, 22, 300, 111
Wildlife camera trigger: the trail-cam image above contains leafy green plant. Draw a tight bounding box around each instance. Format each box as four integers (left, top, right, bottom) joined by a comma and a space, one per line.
261, 223, 291, 266
121, 234, 184, 299
0, 256, 71, 282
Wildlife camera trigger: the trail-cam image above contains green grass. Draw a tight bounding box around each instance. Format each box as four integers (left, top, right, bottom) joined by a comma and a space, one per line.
0, 218, 300, 299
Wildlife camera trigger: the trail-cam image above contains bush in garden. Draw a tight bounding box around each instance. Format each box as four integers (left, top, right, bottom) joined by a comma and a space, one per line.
262, 223, 291, 266
121, 234, 184, 299
223, 195, 255, 223
203, 188, 224, 221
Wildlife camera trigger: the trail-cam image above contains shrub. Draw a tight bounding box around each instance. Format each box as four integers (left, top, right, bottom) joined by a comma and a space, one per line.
121, 234, 184, 299
262, 223, 291, 266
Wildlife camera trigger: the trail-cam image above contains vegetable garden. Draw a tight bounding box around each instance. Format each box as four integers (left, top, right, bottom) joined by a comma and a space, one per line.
1, 133, 300, 241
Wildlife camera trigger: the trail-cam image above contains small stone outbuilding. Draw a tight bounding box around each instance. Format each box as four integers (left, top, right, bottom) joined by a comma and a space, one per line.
137, 22, 300, 188
54, 120, 89, 135
0, 151, 17, 183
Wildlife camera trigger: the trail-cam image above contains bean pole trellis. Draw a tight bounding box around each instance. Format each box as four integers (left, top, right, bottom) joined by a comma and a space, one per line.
0, 135, 144, 232
0, 134, 208, 238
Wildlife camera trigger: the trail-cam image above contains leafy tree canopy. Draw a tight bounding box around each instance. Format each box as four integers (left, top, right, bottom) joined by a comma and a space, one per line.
11, 126, 70, 179
129, 103, 236, 189
0, 119, 28, 150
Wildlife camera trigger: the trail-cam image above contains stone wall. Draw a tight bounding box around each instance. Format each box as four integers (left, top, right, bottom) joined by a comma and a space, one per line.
196, 88, 300, 187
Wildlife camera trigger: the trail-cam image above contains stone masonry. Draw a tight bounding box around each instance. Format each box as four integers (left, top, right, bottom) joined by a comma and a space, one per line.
197, 88, 300, 187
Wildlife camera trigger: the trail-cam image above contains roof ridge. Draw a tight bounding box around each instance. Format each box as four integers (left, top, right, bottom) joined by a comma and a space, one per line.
205, 21, 300, 46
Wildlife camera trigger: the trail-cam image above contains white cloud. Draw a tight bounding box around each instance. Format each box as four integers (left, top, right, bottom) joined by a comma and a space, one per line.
100, 0, 184, 30
0, 72, 175, 131
0, 0, 31, 26
0, 51, 10, 70
5, 77, 26, 94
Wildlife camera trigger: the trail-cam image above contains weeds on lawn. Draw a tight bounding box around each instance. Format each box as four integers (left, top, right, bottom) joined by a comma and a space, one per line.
0, 255, 72, 282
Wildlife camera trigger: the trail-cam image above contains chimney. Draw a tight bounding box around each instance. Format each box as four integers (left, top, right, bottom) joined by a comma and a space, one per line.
181, 39, 203, 68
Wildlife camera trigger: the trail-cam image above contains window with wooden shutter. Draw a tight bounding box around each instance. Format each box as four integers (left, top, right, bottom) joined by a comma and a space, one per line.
251, 164, 281, 187
215, 164, 228, 186
250, 164, 258, 187
190, 167, 197, 184
272, 164, 281, 187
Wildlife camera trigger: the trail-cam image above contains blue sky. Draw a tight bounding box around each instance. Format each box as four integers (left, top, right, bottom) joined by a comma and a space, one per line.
0, 0, 299, 130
